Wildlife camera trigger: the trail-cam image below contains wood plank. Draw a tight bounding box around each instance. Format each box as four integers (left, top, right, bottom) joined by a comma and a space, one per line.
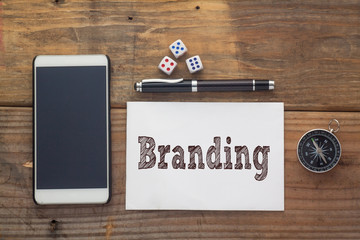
0, 107, 359, 239
1, 1, 360, 110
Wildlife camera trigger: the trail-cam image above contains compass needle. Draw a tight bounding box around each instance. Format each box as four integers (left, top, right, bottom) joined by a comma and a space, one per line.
319, 152, 327, 164
311, 138, 327, 164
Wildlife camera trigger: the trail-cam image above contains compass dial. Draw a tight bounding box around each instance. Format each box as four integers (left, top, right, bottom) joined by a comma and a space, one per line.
297, 129, 341, 173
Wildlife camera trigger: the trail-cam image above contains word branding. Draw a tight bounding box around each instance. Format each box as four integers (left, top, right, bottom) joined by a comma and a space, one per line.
138, 136, 270, 181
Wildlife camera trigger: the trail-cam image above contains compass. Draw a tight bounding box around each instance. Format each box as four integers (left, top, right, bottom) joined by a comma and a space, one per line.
297, 119, 341, 173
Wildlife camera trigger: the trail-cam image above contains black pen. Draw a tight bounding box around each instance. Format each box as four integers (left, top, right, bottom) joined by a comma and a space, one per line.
134, 79, 274, 93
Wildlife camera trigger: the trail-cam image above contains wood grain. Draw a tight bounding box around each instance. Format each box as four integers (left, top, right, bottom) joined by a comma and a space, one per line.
0, 1, 360, 110
0, 107, 359, 239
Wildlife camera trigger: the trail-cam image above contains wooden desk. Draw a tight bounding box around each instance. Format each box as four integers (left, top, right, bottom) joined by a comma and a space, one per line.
1, 1, 359, 239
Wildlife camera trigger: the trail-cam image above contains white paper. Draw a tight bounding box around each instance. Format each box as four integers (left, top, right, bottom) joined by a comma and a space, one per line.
126, 102, 284, 211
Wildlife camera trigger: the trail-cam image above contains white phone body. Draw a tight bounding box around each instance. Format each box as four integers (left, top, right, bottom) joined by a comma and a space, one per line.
33, 55, 111, 205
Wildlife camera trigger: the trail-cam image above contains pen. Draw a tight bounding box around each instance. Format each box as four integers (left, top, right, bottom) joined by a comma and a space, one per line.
134, 79, 274, 93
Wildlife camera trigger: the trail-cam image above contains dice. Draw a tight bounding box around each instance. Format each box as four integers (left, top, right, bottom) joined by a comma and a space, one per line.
186, 55, 203, 73
169, 39, 187, 59
158, 56, 177, 75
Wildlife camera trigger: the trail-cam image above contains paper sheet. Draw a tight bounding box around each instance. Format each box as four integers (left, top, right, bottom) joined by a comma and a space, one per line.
126, 102, 284, 211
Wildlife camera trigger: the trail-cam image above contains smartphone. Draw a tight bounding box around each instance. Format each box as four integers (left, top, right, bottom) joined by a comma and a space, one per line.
33, 55, 111, 204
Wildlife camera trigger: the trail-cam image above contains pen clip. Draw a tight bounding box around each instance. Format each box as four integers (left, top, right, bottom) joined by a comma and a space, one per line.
141, 78, 184, 84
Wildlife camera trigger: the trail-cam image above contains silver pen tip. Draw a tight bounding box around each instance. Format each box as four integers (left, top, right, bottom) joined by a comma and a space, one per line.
134, 82, 142, 92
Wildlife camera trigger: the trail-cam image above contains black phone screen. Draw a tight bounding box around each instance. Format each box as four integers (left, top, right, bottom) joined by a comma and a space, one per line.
35, 66, 108, 189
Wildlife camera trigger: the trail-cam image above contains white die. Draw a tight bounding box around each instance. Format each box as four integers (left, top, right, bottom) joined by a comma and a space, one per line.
169, 39, 187, 59
158, 56, 177, 75
186, 55, 203, 73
